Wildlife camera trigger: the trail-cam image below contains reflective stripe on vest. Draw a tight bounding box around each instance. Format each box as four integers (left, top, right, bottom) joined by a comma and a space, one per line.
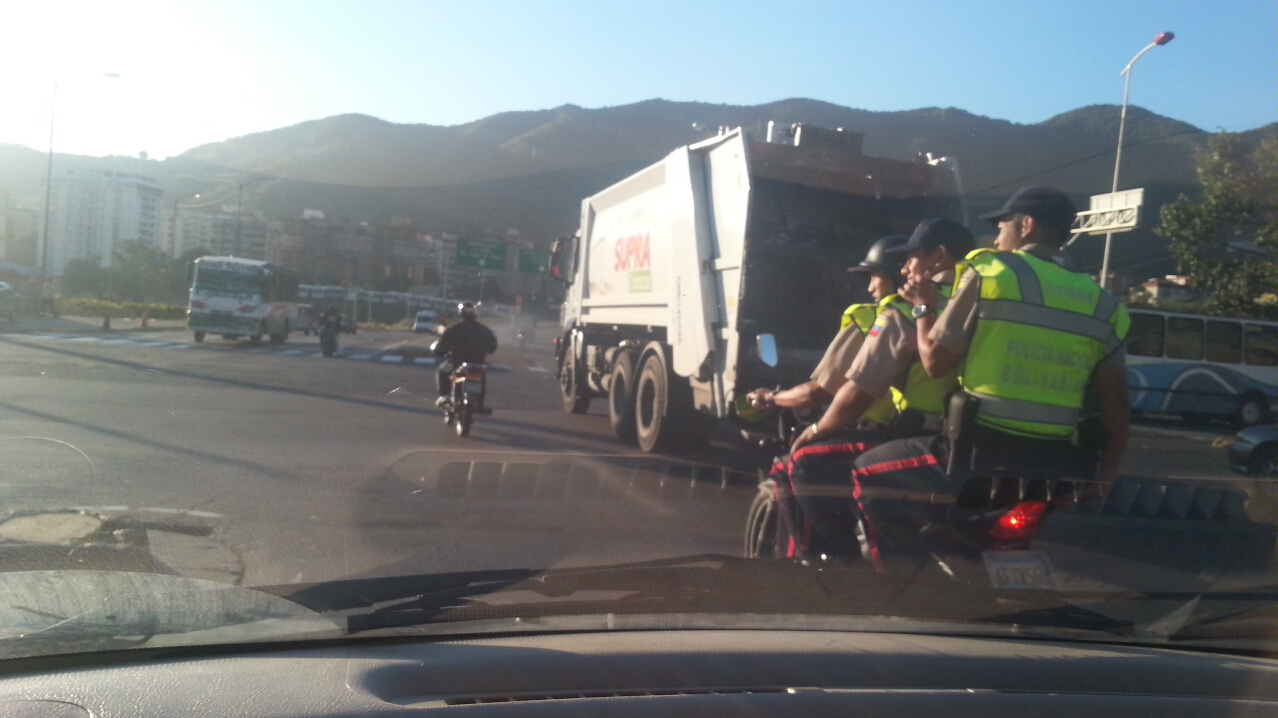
961, 249, 1130, 438
840, 302, 895, 424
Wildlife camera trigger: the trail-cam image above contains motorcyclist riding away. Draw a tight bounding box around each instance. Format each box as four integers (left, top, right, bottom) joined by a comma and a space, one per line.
744, 235, 908, 561
778, 219, 974, 563
434, 302, 498, 408
850, 187, 1131, 569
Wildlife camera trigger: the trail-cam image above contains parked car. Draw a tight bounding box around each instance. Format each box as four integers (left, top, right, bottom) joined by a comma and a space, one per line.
340, 315, 357, 334
413, 310, 438, 334
295, 304, 316, 335
0, 282, 17, 321
1228, 424, 1278, 477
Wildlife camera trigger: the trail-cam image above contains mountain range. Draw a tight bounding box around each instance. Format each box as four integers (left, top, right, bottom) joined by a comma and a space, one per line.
1, 98, 1273, 279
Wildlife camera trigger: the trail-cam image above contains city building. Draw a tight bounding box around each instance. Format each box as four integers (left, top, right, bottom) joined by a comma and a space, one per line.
44, 169, 163, 273
170, 206, 273, 260
1140, 275, 1207, 305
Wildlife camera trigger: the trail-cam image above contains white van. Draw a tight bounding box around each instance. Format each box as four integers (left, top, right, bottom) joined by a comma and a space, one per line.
413, 310, 439, 334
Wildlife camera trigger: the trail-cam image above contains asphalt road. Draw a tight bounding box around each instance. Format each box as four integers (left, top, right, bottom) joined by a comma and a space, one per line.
0, 322, 1249, 589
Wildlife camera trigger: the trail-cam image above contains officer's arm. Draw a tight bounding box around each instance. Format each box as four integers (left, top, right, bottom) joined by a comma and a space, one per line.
916, 268, 980, 377
768, 382, 833, 411
791, 381, 876, 454
1093, 361, 1130, 486
915, 314, 963, 377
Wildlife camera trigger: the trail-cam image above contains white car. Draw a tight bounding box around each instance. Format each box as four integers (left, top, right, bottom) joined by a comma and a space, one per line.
413, 310, 439, 334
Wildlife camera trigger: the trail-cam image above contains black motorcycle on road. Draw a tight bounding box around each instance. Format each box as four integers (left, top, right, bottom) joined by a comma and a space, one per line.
440, 362, 491, 437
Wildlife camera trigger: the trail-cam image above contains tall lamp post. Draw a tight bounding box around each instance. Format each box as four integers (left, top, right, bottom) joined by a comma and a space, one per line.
38, 73, 120, 305
1099, 31, 1174, 290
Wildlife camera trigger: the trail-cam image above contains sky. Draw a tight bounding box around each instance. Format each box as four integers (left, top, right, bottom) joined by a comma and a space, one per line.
0, 0, 1273, 159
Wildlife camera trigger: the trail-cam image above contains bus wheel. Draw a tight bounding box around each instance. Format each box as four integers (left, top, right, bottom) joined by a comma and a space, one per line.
1236, 393, 1269, 427
193, 331, 205, 343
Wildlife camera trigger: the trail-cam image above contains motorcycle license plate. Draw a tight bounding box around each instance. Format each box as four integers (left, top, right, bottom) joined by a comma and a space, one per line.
981, 550, 1056, 590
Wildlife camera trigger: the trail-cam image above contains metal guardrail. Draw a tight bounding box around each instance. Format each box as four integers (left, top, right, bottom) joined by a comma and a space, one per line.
435, 458, 761, 502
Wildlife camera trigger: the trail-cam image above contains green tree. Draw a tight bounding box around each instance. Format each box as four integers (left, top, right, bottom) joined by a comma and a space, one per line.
62, 256, 107, 298
1156, 133, 1278, 319
109, 240, 178, 303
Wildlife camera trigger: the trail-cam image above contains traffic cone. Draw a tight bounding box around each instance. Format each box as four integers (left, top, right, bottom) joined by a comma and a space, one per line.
140, 312, 149, 328
102, 315, 111, 330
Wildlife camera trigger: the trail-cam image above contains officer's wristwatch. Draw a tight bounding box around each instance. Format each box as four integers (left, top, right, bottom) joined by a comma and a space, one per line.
912, 304, 936, 319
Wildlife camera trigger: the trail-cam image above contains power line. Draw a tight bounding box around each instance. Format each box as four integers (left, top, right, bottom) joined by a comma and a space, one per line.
966, 128, 1204, 197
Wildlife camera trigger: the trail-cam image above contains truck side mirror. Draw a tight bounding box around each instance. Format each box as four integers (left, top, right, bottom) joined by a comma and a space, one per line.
756, 333, 778, 368
549, 236, 576, 284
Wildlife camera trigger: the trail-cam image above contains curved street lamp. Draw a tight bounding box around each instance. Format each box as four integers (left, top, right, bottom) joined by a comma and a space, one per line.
1099, 31, 1174, 290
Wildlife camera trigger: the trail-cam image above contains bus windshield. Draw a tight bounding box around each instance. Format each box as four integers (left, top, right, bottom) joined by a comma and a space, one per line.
193, 266, 264, 297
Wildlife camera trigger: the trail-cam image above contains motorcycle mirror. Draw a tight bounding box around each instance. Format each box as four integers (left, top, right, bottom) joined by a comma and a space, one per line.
756, 333, 778, 368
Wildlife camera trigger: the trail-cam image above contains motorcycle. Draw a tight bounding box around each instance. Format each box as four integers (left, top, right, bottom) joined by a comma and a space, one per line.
318, 319, 339, 357
440, 362, 491, 437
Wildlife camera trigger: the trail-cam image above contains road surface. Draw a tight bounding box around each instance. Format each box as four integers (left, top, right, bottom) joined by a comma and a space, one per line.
0, 322, 1249, 588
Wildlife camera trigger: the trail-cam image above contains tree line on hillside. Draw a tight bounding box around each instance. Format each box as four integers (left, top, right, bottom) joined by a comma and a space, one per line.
1155, 132, 1277, 320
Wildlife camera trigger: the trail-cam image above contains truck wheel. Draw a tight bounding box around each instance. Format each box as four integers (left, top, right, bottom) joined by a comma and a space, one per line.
608, 352, 639, 442
559, 350, 592, 414
635, 349, 686, 453
193, 331, 205, 343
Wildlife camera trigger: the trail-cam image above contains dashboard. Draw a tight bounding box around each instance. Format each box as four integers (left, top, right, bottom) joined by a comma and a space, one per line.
0, 628, 1273, 716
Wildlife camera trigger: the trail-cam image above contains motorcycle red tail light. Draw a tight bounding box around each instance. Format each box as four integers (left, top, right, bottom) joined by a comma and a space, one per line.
989, 500, 1047, 540
465, 369, 484, 380
191, 300, 207, 310
238, 304, 254, 313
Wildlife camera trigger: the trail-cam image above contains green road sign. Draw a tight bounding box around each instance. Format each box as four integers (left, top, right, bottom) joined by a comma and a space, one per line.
518, 249, 552, 274
455, 240, 508, 270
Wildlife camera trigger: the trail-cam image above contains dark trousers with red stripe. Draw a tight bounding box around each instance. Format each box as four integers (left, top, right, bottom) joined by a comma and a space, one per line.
770, 428, 887, 560
850, 434, 961, 569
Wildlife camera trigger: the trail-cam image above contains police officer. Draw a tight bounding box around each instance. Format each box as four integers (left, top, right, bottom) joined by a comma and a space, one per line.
744, 235, 907, 561
850, 187, 1131, 567
746, 234, 909, 415
789, 218, 975, 457
434, 302, 498, 407
778, 221, 973, 562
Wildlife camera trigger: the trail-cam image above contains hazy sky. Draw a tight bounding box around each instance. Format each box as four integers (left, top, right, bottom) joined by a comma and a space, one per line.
1, 0, 1273, 159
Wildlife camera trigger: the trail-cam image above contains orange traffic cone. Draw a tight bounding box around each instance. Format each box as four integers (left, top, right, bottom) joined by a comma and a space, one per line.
140, 312, 149, 328
102, 315, 111, 331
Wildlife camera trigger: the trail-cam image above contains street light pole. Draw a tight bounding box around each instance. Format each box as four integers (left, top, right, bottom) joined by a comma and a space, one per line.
39, 84, 58, 284
37, 73, 119, 293
1099, 31, 1174, 290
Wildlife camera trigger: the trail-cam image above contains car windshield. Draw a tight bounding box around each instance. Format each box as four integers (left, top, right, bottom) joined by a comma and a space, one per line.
0, 1, 1273, 665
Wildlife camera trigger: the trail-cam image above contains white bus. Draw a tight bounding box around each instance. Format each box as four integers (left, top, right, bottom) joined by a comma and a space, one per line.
188, 256, 301, 344
1125, 308, 1278, 426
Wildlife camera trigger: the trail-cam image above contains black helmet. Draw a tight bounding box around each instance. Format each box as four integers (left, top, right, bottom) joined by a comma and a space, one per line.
457, 301, 478, 319
848, 235, 909, 278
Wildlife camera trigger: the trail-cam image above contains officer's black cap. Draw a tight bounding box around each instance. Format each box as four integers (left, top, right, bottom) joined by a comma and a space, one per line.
980, 186, 1078, 231
886, 218, 975, 257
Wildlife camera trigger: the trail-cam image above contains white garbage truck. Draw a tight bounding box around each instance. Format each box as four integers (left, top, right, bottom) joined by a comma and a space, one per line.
549, 123, 955, 453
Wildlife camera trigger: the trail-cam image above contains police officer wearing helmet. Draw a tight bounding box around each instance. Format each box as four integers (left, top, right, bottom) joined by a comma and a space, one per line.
790, 218, 974, 456
743, 236, 908, 561
747, 234, 909, 415
850, 187, 1130, 568
434, 302, 498, 407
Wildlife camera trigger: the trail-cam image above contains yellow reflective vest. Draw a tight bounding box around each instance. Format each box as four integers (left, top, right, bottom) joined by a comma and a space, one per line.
876, 287, 961, 420
960, 248, 1130, 438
